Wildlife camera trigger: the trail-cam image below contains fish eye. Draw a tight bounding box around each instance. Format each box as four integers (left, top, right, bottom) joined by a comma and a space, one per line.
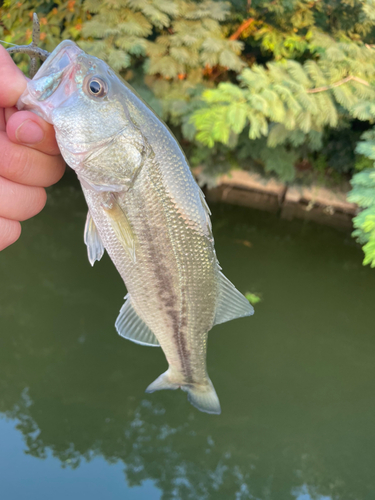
87, 76, 107, 98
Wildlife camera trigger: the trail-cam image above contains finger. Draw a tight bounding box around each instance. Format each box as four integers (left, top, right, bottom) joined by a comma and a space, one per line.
4, 107, 18, 124
0, 216, 21, 251
0, 132, 66, 187
0, 106, 16, 133
6, 110, 61, 156
0, 176, 47, 221
0, 109, 4, 132
0, 46, 27, 108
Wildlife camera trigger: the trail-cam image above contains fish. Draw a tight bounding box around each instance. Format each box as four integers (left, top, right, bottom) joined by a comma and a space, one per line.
18, 40, 254, 415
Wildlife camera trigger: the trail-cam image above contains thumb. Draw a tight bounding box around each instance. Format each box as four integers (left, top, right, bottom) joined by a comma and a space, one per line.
6, 110, 61, 156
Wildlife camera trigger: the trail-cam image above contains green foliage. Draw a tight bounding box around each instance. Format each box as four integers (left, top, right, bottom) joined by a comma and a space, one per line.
235, 136, 298, 182
192, 37, 375, 156
348, 131, 375, 267
81, 0, 244, 75
0, 0, 87, 73
355, 155, 374, 172
245, 0, 375, 60
245, 292, 261, 305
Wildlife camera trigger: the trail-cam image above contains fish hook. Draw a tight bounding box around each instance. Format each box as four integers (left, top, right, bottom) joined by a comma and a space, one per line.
5, 13, 50, 78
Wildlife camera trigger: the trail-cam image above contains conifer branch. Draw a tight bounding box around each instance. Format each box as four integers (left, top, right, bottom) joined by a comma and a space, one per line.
229, 18, 254, 41
306, 75, 370, 94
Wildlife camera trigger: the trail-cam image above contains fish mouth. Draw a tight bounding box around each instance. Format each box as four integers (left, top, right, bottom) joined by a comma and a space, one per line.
37, 40, 83, 78
17, 40, 84, 123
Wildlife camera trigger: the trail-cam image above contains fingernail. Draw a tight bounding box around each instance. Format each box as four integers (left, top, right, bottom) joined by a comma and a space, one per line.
15, 120, 44, 145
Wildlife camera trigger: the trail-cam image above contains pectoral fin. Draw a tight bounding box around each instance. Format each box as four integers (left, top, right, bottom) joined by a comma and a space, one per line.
214, 271, 254, 326
103, 197, 136, 262
84, 211, 105, 266
115, 294, 160, 347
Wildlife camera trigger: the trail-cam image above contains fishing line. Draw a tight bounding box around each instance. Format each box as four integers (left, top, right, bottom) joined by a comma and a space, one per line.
0, 40, 18, 46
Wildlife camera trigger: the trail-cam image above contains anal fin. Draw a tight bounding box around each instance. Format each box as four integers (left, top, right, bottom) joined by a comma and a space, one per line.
84, 211, 105, 266
214, 271, 254, 326
115, 294, 160, 347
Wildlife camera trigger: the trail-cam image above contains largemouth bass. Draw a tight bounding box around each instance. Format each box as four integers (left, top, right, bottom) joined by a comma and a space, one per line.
18, 41, 254, 414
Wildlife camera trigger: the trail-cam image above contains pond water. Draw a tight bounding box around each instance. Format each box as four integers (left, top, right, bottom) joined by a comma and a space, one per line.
1, 176, 375, 500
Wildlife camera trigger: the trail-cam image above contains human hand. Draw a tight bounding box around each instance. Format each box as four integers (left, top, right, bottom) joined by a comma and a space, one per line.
0, 46, 65, 251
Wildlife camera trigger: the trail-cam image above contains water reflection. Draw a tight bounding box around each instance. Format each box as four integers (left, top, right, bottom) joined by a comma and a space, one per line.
1, 180, 375, 499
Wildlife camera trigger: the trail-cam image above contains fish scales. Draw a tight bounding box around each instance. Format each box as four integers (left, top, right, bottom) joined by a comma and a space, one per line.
82, 160, 217, 384
17, 40, 254, 414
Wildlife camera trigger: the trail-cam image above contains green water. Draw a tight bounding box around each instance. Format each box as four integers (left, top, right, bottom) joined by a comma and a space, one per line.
1, 177, 375, 500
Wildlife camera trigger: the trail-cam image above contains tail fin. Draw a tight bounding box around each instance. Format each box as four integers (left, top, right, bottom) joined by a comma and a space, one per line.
145, 370, 221, 415
182, 383, 221, 415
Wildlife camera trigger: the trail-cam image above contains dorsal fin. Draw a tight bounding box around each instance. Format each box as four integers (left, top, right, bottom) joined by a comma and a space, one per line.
198, 187, 213, 236
214, 271, 254, 326
115, 294, 160, 347
84, 211, 105, 266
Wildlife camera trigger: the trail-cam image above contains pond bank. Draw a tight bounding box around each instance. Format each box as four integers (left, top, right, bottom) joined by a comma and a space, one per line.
203, 170, 357, 229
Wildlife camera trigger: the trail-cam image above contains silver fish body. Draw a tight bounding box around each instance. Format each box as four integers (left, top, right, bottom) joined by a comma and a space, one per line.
18, 40, 254, 414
